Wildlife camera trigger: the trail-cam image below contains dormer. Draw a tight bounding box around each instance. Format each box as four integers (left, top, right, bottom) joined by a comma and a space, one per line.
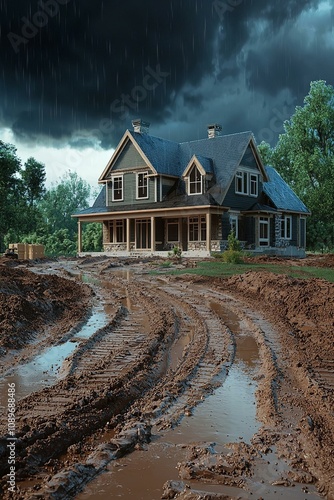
182, 155, 213, 196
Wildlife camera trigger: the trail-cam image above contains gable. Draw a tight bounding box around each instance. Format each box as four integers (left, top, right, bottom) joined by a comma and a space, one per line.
99, 131, 156, 182
112, 141, 147, 172
182, 155, 207, 178
240, 145, 260, 170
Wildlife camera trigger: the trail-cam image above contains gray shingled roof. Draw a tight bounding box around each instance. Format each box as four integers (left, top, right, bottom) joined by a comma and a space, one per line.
263, 166, 310, 214
129, 130, 182, 176
74, 132, 309, 218
180, 131, 253, 190
129, 130, 253, 187
194, 154, 213, 173
74, 190, 218, 216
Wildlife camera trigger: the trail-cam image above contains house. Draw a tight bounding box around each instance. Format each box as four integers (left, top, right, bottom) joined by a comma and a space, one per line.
73, 119, 310, 257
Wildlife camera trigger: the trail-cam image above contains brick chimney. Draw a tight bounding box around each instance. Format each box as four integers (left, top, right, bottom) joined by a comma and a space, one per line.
132, 119, 150, 134
207, 123, 222, 139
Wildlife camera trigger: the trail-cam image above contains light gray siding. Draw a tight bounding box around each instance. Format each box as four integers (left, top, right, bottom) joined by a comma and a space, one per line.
112, 142, 147, 172
107, 172, 156, 206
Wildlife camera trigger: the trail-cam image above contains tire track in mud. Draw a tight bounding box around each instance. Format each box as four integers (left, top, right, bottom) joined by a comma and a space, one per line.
2, 263, 326, 499
0, 275, 178, 490
0, 267, 236, 498
1, 267, 268, 499
137, 282, 235, 430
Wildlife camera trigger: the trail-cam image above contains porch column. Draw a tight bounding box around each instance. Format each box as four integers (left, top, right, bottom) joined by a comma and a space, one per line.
77, 221, 82, 254
151, 216, 155, 253
206, 213, 211, 252
126, 218, 130, 252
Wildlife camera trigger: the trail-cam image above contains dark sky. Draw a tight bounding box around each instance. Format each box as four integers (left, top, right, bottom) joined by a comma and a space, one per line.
1, 0, 333, 151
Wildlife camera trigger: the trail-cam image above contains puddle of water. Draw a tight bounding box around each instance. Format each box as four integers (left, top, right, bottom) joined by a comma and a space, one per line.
166, 364, 259, 445
0, 288, 110, 400
1, 341, 79, 400
168, 330, 193, 372
73, 304, 110, 339
77, 299, 261, 499
77, 441, 186, 500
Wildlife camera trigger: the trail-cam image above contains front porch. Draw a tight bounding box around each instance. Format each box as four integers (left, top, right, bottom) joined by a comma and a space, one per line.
76, 206, 226, 256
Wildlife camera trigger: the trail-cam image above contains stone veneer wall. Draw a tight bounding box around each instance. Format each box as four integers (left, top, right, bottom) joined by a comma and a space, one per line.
103, 243, 127, 252
211, 240, 221, 252
102, 222, 110, 244
188, 241, 207, 251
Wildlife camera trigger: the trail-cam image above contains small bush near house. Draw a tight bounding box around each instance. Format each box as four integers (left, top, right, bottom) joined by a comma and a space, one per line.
168, 245, 182, 260
221, 231, 244, 264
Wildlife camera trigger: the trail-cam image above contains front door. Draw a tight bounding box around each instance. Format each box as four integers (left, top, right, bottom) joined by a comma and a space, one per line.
135, 219, 151, 249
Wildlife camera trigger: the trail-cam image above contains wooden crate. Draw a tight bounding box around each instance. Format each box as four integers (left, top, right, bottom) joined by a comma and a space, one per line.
28, 244, 45, 259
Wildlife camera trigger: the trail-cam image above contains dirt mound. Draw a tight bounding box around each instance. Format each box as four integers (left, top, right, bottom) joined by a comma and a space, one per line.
304, 253, 334, 268
224, 271, 334, 345
0, 265, 90, 349
244, 252, 334, 268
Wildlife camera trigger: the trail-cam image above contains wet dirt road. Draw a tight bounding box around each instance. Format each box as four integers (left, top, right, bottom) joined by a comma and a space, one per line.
0, 257, 333, 499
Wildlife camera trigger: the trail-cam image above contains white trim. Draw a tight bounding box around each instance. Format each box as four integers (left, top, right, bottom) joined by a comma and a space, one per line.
229, 215, 239, 239
259, 216, 270, 246
182, 155, 207, 178
136, 171, 149, 200
109, 219, 126, 243
188, 215, 207, 242
281, 215, 292, 240
111, 174, 124, 202
99, 130, 157, 182
187, 165, 203, 196
235, 169, 258, 197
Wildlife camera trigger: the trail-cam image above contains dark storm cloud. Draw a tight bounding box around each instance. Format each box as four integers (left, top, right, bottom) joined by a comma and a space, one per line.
0, 0, 333, 148
0, 0, 218, 146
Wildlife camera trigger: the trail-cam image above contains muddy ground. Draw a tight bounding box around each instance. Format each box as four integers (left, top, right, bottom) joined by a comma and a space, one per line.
0, 255, 333, 499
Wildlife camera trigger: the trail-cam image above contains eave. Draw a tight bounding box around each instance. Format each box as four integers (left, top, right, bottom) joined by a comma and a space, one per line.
72, 204, 229, 223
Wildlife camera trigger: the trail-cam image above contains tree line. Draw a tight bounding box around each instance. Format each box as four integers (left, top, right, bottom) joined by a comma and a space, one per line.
0, 145, 102, 255
1, 79, 333, 255
258, 80, 334, 251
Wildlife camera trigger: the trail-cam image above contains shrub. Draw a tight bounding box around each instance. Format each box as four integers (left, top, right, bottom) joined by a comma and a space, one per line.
221, 230, 244, 263
221, 248, 244, 264
227, 230, 242, 251
168, 245, 182, 259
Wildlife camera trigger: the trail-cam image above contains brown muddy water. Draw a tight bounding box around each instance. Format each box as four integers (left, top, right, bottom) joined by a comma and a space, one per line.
0, 297, 110, 401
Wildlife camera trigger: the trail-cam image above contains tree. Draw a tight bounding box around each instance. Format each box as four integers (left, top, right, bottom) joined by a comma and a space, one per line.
82, 223, 103, 252
271, 80, 334, 249
38, 171, 91, 239
258, 141, 273, 166
0, 141, 21, 251
21, 157, 46, 206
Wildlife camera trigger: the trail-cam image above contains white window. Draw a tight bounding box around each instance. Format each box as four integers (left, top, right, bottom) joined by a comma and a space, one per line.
259, 217, 269, 246
250, 174, 258, 196
235, 170, 258, 197
111, 175, 123, 201
235, 171, 243, 194
230, 215, 239, 239
188, 166, 202, 195
137, 172, 148, 199
281, 215, 292, 239
189, 216, 206, 242
109, 220, 126, 243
